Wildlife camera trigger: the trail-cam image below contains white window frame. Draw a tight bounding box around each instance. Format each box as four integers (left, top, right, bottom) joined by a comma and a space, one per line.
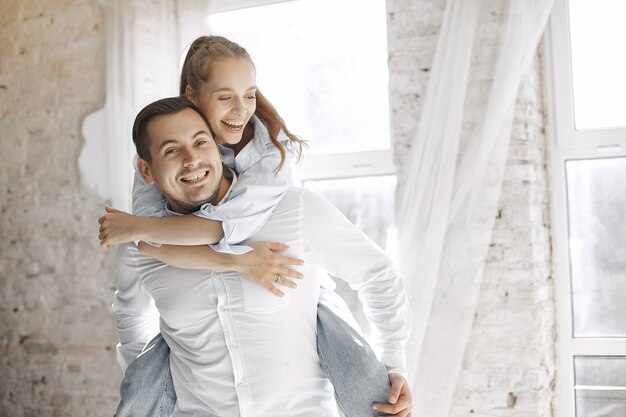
545, 0, 626, 415
208, 0, 397, 183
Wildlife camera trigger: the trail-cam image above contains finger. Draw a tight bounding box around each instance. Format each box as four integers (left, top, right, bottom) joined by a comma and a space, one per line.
264, 241, 290, 251
278, 266, 304, 280
390, 407, 411, 417
372, 403, 404, 415
99, 226, 104, 233
392, 395, 412, 410
263, 281, 284, 297
388, 377, 403, 404
98, 216, 105, 225
276, 276, 297, 289
373, 394, 410, 416
383, 408, 411, 417
105, 206, 122, 213
397, 408, 411, 417
277, 255, 305, 266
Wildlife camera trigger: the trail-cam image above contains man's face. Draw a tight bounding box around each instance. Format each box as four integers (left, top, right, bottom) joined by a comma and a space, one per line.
138, 108, 224, 214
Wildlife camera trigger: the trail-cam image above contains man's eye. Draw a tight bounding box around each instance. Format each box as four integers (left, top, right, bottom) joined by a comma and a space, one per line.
164, 148, 177, 155
197, 140, 208, 146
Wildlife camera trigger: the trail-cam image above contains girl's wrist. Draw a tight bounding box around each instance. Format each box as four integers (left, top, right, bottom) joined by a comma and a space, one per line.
138, 217, 156, 242
220, 252, 240, 272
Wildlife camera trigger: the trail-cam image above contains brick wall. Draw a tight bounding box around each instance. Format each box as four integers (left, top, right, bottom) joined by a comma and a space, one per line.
0, 1, 120, 416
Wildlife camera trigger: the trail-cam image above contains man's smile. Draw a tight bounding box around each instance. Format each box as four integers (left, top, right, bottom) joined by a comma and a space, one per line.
179, 170, 209, 184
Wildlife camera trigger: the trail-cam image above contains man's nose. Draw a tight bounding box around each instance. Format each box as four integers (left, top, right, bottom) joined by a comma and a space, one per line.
182, 148, 201, 167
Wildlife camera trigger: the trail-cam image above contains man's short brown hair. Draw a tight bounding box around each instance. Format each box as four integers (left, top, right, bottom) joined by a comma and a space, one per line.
132, 96, 211, 162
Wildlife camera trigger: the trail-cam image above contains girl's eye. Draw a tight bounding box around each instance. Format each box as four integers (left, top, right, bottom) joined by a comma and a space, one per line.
197, 140, 208, 146
246, 95, 256, 100
218, 96, 231, 101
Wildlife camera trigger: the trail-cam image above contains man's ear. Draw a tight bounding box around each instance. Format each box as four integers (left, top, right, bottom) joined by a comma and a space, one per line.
185, 85, 197, 106
137, 158, 155, 185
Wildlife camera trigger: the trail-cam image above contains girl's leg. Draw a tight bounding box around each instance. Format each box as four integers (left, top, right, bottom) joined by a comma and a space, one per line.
317, 287, 391, 417
116, 333, 177, 417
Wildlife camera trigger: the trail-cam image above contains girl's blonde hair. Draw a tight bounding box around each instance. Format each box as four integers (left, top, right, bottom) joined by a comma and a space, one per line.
180, 35, 304, 171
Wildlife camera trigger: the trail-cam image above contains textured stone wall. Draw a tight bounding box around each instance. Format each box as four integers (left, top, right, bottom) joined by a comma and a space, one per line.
386, 1, 555, 416
0, 1, 120, 416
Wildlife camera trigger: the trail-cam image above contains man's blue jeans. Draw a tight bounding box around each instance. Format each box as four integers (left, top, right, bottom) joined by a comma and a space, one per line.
116, 291, 391, 417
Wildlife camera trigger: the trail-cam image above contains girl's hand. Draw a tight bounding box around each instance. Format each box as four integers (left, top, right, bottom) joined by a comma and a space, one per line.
98, 207, 145, 248
235, 241, 305, 297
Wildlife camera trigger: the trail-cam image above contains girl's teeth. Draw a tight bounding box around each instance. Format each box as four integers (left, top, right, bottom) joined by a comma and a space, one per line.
223, 121, 243, 128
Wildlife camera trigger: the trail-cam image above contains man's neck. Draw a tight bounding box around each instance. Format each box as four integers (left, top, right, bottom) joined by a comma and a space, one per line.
214, 169, 234, 205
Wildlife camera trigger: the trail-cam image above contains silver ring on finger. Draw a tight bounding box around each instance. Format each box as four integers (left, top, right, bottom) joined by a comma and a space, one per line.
275, 275, 280, 283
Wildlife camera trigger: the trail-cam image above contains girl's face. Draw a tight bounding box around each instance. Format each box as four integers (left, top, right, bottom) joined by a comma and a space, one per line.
188, 57, 257, 146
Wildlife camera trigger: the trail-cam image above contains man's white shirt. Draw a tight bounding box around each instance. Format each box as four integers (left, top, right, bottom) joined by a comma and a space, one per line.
113, 187, 411, 417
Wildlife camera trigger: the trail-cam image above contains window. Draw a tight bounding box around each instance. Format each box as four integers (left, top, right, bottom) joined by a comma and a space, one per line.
546, 0, 626, 415
206, 0, 396, 332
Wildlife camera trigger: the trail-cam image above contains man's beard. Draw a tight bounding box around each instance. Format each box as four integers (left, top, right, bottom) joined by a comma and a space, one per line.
163, 164, 221, 214
164, 189, 218, 214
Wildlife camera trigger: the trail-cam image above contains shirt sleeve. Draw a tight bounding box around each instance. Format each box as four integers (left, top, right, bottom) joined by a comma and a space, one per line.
112, 243, 160, 373
302, 190, 411, 378
195, 137, 295, 247
131, 155, 168, 218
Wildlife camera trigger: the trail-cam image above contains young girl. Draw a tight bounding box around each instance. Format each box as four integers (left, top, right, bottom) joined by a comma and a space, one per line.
100, 35, 409, 417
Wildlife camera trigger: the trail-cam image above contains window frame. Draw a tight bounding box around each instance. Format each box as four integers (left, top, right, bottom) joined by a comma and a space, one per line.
207, 0, 397, 183
545, 0, 626, 416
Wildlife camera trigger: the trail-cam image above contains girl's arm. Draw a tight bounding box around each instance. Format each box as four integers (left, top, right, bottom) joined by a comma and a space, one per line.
98, 207, 223, 248
137, 241, 304, 298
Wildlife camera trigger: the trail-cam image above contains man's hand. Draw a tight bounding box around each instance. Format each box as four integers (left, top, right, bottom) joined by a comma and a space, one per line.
372, 373, 412, 417
234, 241, 305, 297
98, 206, 145, 248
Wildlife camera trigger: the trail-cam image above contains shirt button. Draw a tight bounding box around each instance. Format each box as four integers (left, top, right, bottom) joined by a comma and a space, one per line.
218, 304, 226, 312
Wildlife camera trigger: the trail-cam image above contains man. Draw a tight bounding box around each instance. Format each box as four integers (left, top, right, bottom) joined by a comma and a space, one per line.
110, 96, 412, 416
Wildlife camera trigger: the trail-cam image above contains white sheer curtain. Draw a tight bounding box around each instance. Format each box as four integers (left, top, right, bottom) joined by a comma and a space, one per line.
80, 0, 209, 209
395, 1, 554, 416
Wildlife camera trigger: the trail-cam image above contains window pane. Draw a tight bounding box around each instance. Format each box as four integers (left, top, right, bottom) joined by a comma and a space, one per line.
575, 356, 626, 417
303, 175, 396, 249
566, 157, 626, 337
207, 0, 391, 155
303, 175, 396, 334
568, 0, 626, 130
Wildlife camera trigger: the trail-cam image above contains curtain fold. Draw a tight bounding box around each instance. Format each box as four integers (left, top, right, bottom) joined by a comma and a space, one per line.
81, 0, 209, 209
395, 1, 554, 416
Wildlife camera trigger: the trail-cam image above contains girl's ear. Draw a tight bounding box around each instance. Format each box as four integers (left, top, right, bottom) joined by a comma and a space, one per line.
185, 85, 197, 106
137, 158, 155, 185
